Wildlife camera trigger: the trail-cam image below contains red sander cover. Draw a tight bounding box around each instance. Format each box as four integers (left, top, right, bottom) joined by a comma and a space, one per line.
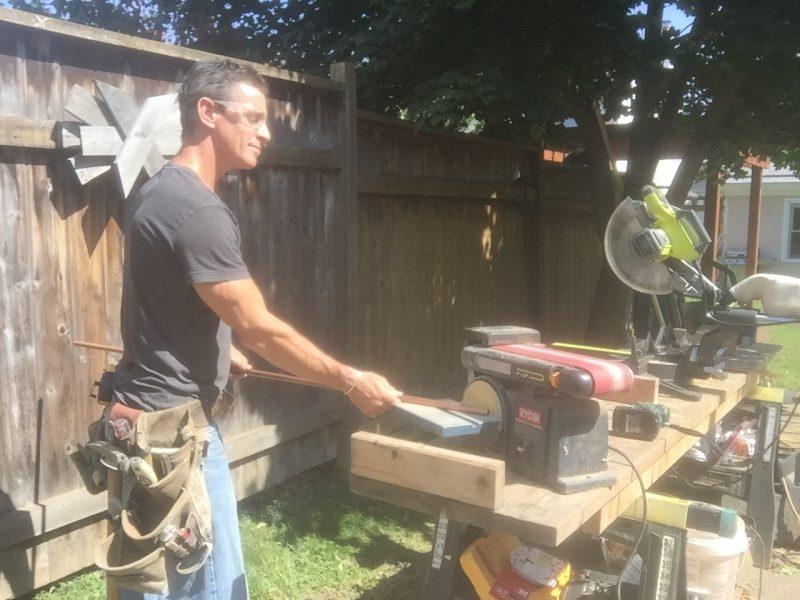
491, 343, 634, 396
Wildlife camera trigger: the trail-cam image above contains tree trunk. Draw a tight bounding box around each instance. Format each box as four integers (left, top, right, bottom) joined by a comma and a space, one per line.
623, 0, 667, 198
574, 2, 729, 346
667, 74, 743, 204
573, 101, 631, 346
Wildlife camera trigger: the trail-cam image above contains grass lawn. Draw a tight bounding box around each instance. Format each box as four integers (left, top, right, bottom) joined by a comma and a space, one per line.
762, 321, 800, 389
32, 464, 433, 600
238, 466, 432, 600
30, 571, 106, 600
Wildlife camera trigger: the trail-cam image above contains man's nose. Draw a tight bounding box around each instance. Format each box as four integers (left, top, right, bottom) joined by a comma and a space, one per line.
256, 121, 270, 143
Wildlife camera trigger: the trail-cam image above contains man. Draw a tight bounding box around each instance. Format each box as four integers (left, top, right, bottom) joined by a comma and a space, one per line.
114, 59, 401, 600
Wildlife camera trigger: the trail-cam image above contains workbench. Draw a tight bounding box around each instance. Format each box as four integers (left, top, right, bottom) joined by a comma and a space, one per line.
350, 372, 757, 547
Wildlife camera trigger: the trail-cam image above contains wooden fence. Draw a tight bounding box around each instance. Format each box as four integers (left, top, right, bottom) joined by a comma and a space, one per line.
0, 7, 602, 597
355, 113, 602, 396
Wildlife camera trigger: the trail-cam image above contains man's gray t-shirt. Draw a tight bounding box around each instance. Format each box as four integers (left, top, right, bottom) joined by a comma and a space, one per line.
113, 164, 250, 411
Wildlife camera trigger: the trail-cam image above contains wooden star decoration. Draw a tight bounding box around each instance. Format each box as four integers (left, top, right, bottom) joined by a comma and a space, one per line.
56, 81, 182, 197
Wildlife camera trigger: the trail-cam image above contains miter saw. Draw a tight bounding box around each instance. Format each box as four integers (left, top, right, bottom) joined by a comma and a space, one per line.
604, 185, 794, 392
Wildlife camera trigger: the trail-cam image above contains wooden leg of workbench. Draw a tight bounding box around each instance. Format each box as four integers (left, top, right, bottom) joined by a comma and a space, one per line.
106, 469, 121, 600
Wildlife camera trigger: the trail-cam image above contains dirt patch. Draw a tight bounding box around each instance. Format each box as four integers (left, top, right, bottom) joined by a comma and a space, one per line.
737, 547, 800, 599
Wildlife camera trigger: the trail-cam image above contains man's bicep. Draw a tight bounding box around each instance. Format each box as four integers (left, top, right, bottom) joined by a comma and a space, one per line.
193, 279, 284, 340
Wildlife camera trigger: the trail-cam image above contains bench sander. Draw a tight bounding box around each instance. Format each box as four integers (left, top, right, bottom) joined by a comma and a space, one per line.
430, 326, 635, 494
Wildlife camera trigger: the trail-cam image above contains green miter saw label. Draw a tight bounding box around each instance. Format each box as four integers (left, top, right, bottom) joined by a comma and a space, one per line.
641, 185, 703, 262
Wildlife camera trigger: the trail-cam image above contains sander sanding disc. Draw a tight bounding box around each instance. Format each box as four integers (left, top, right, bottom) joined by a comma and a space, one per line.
462, 378, 505, 418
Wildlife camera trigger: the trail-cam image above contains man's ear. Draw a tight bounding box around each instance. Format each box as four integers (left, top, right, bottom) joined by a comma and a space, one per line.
196, 97, 218, 131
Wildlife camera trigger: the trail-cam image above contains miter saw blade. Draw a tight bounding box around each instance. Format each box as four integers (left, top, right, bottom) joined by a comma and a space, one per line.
604, 197, 674, 295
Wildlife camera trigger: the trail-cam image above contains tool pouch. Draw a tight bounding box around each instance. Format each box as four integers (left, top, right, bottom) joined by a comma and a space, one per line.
67, 369, 120, 494
96, 400, 213, 593
67, 417, 109, 494
96, 531, 167, 594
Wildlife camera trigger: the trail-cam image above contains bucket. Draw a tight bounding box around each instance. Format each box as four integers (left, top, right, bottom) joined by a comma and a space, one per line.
685, 515, 749, 600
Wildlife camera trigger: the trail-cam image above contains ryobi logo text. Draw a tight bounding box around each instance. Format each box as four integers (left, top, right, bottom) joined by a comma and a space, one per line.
516, 406, 542, 429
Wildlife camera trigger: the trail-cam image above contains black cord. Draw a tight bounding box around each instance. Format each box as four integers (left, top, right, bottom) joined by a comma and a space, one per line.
608, 445, 648, 600
667, 464, 718, 491
668, 393, 798, 491
667, 423, 727, 457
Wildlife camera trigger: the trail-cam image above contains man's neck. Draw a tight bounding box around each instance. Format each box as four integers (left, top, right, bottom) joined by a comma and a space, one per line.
170, 141, 227, 191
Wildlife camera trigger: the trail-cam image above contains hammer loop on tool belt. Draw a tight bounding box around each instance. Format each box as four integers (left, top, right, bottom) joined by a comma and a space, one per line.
69, 371, 219, 595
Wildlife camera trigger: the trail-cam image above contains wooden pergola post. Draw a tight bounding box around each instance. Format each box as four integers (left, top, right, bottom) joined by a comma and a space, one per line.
745, 158, 768, 277
702, 171, 721, 281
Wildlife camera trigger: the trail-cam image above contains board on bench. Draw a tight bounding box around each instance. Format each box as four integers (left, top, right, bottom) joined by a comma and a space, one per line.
393, 402, 502, 438
350, 431, 505, 510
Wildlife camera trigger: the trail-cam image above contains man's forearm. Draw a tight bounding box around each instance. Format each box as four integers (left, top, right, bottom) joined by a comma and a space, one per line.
239, 322, 356, 392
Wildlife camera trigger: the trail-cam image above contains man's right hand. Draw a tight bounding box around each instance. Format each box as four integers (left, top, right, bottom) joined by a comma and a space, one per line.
346, 371, 402, 418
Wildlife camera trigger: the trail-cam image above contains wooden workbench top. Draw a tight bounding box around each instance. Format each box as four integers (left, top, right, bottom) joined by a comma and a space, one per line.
350, 372, 756, 546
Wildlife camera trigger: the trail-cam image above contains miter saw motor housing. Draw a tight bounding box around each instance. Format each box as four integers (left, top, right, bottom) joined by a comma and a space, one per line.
461, 327, 629, 494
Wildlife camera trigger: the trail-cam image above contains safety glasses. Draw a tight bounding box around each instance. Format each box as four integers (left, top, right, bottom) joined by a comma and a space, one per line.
212, 99, 268, 131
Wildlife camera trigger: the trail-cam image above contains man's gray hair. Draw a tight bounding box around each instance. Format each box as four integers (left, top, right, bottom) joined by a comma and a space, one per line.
178, 59, 266, 138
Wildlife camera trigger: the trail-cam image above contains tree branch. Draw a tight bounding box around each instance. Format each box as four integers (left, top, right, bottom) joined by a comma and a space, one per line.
573, 100, 624, 237
624, 1, 717, 197
573, 99, 630, 345
667, 74, 744, 204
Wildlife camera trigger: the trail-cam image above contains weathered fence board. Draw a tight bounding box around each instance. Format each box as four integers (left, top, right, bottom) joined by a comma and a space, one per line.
534, 165, 604, 341
0, 7, 340, 92
355, 116, 598, 397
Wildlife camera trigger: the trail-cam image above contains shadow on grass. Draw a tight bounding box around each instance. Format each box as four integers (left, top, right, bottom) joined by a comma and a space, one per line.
355, 561, 428, 600
351, 531, 424, 570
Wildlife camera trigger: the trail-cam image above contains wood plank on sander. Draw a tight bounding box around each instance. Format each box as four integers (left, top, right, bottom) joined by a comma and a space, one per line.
599, 374, 659, 404
350, 431, 505, 510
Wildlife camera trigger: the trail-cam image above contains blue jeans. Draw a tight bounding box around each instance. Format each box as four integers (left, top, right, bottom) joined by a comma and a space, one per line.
120, 426, 248, 600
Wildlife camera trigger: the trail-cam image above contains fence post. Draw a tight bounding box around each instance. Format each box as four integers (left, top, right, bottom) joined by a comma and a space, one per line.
746, 164, 763, 277
530, 147, 544, 328
330, 62, 359, 469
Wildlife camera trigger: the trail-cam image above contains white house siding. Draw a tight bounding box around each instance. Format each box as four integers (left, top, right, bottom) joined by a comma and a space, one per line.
689, 173, 800, 277
723, 192, 787, 261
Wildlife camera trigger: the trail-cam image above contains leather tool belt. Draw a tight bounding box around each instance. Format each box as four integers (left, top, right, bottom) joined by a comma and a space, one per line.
68, 372, 227, 594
